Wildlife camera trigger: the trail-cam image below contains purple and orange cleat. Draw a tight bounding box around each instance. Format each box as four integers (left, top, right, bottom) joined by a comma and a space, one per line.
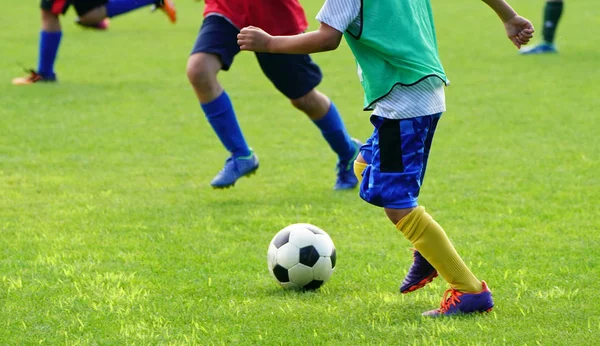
12, 70, 56, 85
400, 250, 438, 294
422, 281, 494, 317
152, 0, 177, 23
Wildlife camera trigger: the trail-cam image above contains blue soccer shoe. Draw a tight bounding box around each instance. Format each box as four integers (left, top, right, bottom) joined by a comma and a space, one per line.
519, 42, 557, 55
334, 138, 362, 190
210, 152, 259, 189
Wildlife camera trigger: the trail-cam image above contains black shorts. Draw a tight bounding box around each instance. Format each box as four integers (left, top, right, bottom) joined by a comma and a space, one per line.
191, 15, 322, 100
40, 0, 108, 16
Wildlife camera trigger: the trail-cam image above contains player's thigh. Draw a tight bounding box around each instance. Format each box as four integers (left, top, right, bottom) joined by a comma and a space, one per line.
72, 0, 107, 16
359, 114, 441, 209
255, 53, 323, 100
40, 0, 71, 15
191, 15, 241, 71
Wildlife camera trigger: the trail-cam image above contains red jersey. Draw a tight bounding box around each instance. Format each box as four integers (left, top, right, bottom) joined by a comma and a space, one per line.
204, 0, 308, 36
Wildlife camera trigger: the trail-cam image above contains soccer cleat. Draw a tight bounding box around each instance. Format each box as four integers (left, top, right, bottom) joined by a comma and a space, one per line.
210, 152, 259, 189
422, 281, 494, 317
75, 18, 110, 30
400, 250, 438, 294
151, 0, 177, 24
12, 70, 57, 85
519, 42, 557, 55
334, 138, 362, 190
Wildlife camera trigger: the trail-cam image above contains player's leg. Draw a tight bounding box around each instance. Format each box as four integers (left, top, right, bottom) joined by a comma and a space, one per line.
292, 90, 361, 190
395, 114, 444, 294
352, 133, 437, 294
73, 2, 110, 30
520, 0, 563, 54
75, 0, 176, 28
542, 0, 563, 46
362, 114, 493, 315
394, 205, 493, 316
187, 15, 257, 189
256, 53, 360, 190
12, 1, 65, 85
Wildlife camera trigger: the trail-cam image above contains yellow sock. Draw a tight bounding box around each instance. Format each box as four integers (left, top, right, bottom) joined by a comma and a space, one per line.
396, 206, 482, 292
353, 161, 367, 183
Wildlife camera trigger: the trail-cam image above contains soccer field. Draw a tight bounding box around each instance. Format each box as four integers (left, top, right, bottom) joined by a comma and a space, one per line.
1, 0, 599, 344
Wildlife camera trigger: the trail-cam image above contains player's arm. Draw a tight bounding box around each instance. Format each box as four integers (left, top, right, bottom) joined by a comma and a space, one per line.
481, 0, 535, 48
482, 0, 518, 21
237, 23, 343, 54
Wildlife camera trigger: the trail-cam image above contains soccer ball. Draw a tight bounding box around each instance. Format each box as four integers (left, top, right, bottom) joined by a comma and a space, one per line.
267, 223, 336, 290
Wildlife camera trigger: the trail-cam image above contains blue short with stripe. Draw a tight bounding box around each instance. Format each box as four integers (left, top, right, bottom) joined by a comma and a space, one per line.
358, 113, 442, 209
191, 15, 322, 100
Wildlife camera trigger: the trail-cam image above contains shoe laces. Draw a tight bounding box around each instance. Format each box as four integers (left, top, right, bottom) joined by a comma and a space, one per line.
221, 157, 237, 171
439, 288, 463, 313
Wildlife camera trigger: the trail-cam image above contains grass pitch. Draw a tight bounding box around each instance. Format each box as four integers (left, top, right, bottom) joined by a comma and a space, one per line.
1, 0, 599, 344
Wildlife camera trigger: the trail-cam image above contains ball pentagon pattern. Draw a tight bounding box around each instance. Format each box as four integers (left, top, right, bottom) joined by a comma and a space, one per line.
267, 223, 336, 290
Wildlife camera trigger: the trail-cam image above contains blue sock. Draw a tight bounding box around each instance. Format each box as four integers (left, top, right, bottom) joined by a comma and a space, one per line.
313, 102, 355, 161
201, 91, 252, 158
37, 31, 62, 78
106, 0, 156, 18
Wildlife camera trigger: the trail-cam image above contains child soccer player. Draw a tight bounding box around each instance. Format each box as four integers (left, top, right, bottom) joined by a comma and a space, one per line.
237, 0, 534, 315
187, 0, 361, 190
520, 0, 563, 54
12, 0, 176, 85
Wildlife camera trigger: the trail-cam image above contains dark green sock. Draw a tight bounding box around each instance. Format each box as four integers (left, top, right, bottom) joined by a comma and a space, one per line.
543, 1, 564, 44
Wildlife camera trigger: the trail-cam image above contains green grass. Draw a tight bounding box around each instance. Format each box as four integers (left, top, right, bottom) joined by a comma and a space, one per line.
1, 0, 600, 344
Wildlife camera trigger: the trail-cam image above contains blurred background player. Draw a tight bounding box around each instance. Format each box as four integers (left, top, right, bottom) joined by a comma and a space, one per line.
237, 0, 533, 315
520, 0, 563, 54
12, 0, 176, 85
186, 0, 361, 190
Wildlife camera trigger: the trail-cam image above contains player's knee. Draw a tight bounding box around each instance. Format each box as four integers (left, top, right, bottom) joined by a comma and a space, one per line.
186, 54, 219, 90
41, 10, 61, 31
385, 207, 415, 226
290, 93, 310, 111
78, 7, 105, 25
290, 90, 328, 118
77, 16, 97, 26
77, 15, 96, 25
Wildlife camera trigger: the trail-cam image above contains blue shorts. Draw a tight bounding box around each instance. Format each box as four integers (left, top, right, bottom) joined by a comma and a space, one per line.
191, 15, 322, 100
359, 113, 442, 209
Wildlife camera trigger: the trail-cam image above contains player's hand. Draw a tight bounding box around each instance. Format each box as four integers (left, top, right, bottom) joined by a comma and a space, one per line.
504, 15, 534, 49
238, 26, 272, 52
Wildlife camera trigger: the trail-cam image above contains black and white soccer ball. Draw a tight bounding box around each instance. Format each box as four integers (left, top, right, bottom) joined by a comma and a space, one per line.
267, 223, 336, 290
